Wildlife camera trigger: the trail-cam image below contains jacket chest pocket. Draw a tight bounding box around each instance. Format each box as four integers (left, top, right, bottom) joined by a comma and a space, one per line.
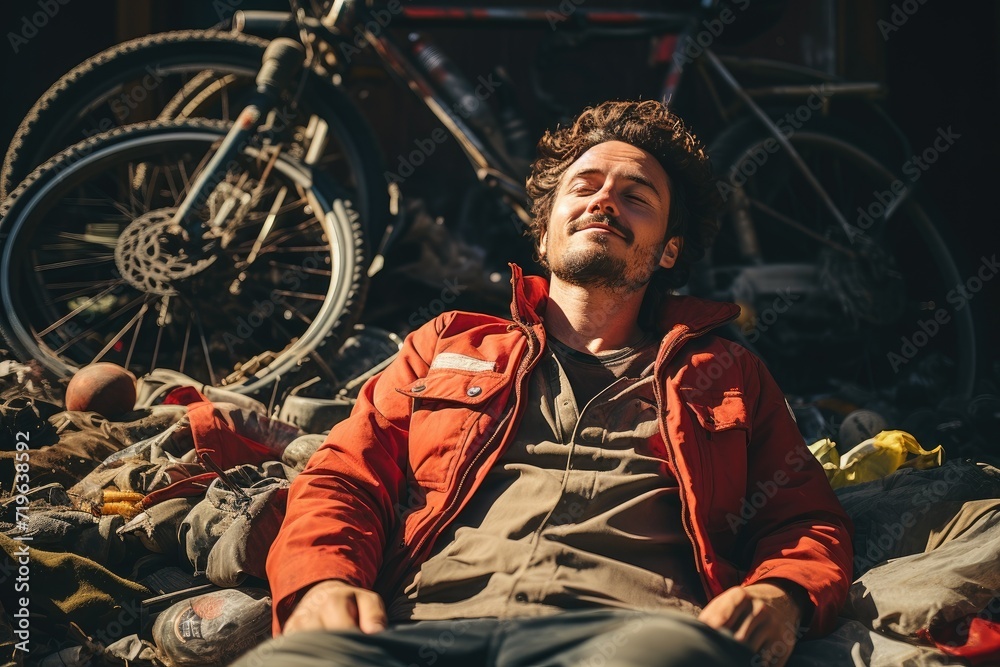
397, 369, 509, 489
680, 388, 750, 533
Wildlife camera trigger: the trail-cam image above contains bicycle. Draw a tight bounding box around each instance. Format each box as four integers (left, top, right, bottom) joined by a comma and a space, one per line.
0, 0, 976, 406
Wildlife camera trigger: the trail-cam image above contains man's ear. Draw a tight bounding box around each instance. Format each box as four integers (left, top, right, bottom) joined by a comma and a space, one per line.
659, 236, 682, 269
539, 229, 548, 259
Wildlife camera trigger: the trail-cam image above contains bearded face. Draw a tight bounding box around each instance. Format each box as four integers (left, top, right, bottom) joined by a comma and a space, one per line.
540, 141, 680, 294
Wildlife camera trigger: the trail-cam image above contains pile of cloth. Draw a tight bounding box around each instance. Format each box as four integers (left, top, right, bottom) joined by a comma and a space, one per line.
0, 362, 324, 666
4, 357, 1000, 666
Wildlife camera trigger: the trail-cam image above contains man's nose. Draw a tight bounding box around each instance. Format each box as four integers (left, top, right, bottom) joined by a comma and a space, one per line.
587, 188, 618, 217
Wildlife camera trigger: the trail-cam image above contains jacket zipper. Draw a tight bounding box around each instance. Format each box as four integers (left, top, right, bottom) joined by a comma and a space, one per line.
653, 317, 737, 599
394, 308, 541, 593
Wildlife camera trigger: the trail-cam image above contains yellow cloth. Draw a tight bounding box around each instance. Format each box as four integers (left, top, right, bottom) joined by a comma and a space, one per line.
808, 430, 944, 489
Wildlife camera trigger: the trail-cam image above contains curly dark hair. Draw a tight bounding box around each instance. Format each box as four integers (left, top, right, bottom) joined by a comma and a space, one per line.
525, 100, 721, 297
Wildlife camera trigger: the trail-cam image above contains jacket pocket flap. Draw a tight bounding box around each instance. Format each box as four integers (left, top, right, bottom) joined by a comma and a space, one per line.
397, 369, 506, 405
680, 388, 749, 431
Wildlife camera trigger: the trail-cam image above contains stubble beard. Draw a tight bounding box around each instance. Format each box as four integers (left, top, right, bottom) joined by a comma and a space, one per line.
548, 234, 668, 295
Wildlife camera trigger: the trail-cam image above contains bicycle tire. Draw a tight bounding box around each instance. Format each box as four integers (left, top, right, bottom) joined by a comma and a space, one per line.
3, 31, 264, 198
1, 30, 390, 249
707, 120, 976, 401
0, 119, 367, 396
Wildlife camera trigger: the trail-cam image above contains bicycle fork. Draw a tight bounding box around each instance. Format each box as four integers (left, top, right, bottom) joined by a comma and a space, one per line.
168, 38, 307, 248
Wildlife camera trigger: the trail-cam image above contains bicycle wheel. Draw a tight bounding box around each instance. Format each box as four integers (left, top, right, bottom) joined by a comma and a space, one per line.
0, 119, 366, 396
708, 121, 976, 402
1, 30, 389, 247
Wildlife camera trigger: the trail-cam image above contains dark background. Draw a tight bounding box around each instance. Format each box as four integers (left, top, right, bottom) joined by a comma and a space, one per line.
0, 0, 997, 388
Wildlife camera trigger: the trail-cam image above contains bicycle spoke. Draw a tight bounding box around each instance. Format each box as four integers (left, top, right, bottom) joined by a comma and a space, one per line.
52, 279, 127, 304
61, 197, 133, 211
163, 164, 181, 203
280, 300, 315, 326
123, 299, 149, 369
267, 260, 332, 276
232, 217, 317, 246
269, 289, 327, 302
93, 300, 150, 364
179, 318, 192, 374
143, 165, 162, 211
151, 316, 165, 372
127, 162, 139, 217
52, 293, 146, 355
245, 185, 288, 267
36, 255, 115, 271
256, 245, 331, 255
748, 199, 856, 258
52, 231, 119, 249
46, 279, 122, 290
193, 310, 217, 386
37, 283, 121, 337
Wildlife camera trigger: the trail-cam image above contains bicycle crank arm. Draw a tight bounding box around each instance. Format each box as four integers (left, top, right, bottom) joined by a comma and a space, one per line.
170, 38, 305, 245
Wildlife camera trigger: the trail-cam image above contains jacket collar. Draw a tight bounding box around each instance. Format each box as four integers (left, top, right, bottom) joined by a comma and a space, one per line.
508, 262, 740, 340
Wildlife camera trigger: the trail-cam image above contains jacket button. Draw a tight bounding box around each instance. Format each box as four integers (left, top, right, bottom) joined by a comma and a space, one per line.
412, 385, 425, 393
514, 592, 528, 602
466, 386, 482, 397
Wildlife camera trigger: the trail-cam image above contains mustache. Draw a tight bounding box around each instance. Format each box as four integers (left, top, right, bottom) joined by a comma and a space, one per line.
568, 213, 633, 243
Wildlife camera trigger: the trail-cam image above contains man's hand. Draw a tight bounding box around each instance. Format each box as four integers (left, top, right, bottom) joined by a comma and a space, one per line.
283, 580, 388, 636
697, 581, 805, 667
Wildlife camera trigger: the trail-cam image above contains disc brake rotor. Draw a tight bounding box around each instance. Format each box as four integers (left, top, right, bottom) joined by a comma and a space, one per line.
114, 209, 217, 296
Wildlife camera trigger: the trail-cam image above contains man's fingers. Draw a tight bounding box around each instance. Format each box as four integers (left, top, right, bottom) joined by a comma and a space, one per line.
737, 608, 772, 651
732, 602, 761, 644
283, 580, 388, 636
698, 587, 753, 631
700, 585, 802, 667
283, 613, 323, 635
356, 591, 388, 634
324, 591, 362, 629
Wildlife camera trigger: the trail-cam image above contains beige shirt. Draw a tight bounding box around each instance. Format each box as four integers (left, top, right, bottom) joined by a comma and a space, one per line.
388, 335, 706, 621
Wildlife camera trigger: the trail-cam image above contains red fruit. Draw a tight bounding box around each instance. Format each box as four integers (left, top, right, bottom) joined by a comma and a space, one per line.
65, 362, 137, 417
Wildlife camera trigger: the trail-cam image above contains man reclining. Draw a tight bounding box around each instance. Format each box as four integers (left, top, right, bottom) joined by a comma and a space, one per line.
235, 99, 853, 667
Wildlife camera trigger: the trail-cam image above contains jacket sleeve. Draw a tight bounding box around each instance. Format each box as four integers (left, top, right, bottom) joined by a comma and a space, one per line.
738, 352, 854, 637
265, 316, 446, 634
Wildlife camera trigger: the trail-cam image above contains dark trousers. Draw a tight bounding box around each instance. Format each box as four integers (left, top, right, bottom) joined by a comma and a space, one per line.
231, 609, 754, 667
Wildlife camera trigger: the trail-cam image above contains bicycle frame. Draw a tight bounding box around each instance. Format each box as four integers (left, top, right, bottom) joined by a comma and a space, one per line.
236, 2, 891, 251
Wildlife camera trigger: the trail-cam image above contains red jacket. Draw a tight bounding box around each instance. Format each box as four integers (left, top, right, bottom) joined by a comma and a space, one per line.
267, 264, 853, 636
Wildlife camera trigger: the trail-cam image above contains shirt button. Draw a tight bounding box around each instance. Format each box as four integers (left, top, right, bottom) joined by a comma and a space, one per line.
514, 592, 528, 603
411, 384, 425, 393
466, 386, 482, 397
